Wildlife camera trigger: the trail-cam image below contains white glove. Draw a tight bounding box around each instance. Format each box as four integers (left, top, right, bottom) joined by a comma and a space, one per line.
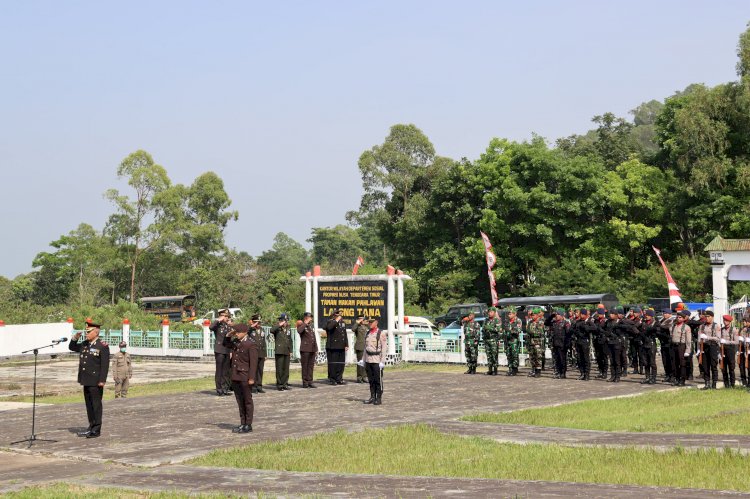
739, 336, 745, 342
378, 362, 385, 369
684, 352, 690, 357
700, 333, 707, 340
721, 339, 727, 344
356, 360, 364, 367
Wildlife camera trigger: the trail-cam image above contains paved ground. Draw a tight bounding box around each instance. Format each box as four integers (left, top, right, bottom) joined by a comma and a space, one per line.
0, 366, 747, 497
0, 358, 216, 398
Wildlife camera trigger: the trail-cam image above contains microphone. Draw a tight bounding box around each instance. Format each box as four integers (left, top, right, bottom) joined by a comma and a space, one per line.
52, 337, 68, 344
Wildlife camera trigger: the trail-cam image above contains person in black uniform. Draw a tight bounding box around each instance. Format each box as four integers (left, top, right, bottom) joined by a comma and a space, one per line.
549, 309, 568, 379
639, 309, 660, 384
605, 309, 621, 383
248, 314, 267, 393
324, 309, 349, 384
210, 309, 232, 396
69, 320, 110, 438
270, 313, 293, 391
296, 312, 318, 388
572, 309, 593, 380
223, 323, 259, 433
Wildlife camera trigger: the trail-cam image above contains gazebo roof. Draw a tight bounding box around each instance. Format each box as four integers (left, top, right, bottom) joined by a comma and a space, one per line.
705, 236, 750, 252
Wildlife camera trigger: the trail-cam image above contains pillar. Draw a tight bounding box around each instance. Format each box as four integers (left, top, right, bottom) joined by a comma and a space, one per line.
397, 275, 405, 332
387, 276, 396, 355
312, 275, 321, 350
162, 319, 170, 355
712, 264, 729, 317
122, 319, 130, 347
203, 319, 212, 355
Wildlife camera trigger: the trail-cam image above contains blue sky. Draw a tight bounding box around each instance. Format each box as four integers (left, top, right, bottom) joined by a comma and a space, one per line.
1, 1, 748, 278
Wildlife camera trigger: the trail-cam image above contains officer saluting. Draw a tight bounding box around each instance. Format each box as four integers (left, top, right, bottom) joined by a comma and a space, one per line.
69, 320, 110, 438
223, 323, 259, 433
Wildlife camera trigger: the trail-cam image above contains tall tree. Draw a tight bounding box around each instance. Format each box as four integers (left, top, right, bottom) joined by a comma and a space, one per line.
105, 150, 172, 301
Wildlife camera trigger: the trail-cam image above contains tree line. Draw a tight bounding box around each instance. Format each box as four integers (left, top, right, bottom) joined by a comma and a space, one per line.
3, 24, 750, 326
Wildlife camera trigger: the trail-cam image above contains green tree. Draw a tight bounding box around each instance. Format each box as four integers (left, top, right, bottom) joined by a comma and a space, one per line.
257, 233, 309, 273
105, 150, 172, 301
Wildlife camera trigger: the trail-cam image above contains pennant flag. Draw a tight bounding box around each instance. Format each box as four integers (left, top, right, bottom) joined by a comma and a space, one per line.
652, 246, 683, 306
352, 256, 365, 276
480, 231, 498, 305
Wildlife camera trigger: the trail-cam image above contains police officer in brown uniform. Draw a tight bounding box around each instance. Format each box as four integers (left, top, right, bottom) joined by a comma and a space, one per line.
296, 312, 318, 388
359, 318, 388, 405
248, 314, 266, 393
69, 320, 110, 438
271, 313, 293, 391
670, 310, 692, 386
223, 324, 259, 433
324, 309, 349, 385
352, 315, 369, 383
210, 309, 232, 396
698, 310, 721, 389
111, 341, 133, 398
721, 314, 738, 388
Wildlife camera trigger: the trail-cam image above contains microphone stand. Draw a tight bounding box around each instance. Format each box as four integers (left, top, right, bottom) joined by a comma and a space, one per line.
10, 342, 61, 447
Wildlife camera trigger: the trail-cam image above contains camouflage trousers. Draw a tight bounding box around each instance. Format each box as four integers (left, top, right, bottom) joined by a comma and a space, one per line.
528, 339, 543, 369
465, 341, 479, 368
485, 337, 499, 369
506, 340, 520, 369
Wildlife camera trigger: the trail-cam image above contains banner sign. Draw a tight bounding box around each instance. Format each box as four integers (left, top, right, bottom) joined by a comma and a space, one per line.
317, 280, 388, 328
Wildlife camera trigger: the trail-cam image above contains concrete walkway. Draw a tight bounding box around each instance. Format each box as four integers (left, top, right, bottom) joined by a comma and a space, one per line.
2, 452, 748, 498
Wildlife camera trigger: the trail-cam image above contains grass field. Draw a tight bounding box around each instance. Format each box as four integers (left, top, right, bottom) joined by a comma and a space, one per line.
463, 387, 750, 434
4, 363, 465, 405
189, 424, 750, 492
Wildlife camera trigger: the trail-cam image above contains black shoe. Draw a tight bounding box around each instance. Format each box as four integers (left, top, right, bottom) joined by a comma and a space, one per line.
464, 369, 472, 374
583, 375, 590, 381
86, 432, 100, 439
486, 370, 494, 375
534, 369, 541, 378
308, 384, 316, 388
336, 380, 346, 385
640, 378, 650, 384
374, 396, 382, 406
364, 398, 374, 404
507, 370, 514, 376
277, 387, 284, 391
232, 425, 244, 433
577, 374, 585, 380
285, 385, 291, 390
528, 371, 536, 377
240, 424, 252, 433
251, 388, 258, 394
77, 430, 92, 437
216, 390, 224, 396
257, 387, 265, 393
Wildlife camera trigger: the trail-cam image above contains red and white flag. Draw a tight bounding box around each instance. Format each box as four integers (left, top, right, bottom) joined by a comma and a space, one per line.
652, 246, 683, 306
352, 256, 365, 276
480, 231, 498, 305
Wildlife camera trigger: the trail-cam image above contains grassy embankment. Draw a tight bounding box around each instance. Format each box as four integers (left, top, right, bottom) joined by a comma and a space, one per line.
189, 423, 750, 492
463, 387, 750, 434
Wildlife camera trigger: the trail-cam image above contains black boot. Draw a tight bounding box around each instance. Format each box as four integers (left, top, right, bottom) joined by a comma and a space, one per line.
364, 386, 375, 404
374, 390, 382, 405
711, 381, 717, 389
528, 369, 536, 377
464, 367, 472, 374
535, 369, 541, 378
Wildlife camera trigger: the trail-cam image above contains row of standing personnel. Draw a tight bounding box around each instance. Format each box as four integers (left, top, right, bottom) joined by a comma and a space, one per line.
462, 305, 750, 389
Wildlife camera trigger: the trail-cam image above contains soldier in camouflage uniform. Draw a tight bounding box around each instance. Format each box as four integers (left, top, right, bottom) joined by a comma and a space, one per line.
483, 307, 501, 375
463, 312, 481, 374
502, 308, 523, 376
526, 307, 545, 377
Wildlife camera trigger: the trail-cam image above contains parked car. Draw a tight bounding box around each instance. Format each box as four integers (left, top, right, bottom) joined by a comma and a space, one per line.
193, 308, 244, 326
434, 303, 488, 329
404, 316, 441, 350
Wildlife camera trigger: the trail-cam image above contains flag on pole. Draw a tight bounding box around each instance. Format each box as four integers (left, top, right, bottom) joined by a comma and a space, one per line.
652, 246, 683, 306
480, 231, 498, 306
352, 256, 365, 275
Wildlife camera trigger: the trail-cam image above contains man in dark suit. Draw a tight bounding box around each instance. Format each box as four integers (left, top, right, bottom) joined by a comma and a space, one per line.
223, 323, 259, 433
324, 309, 349, 385
69, 320, 110, 438
248, 314, 267, 393
296, 312, 318, 388
210, 309, 232, 396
